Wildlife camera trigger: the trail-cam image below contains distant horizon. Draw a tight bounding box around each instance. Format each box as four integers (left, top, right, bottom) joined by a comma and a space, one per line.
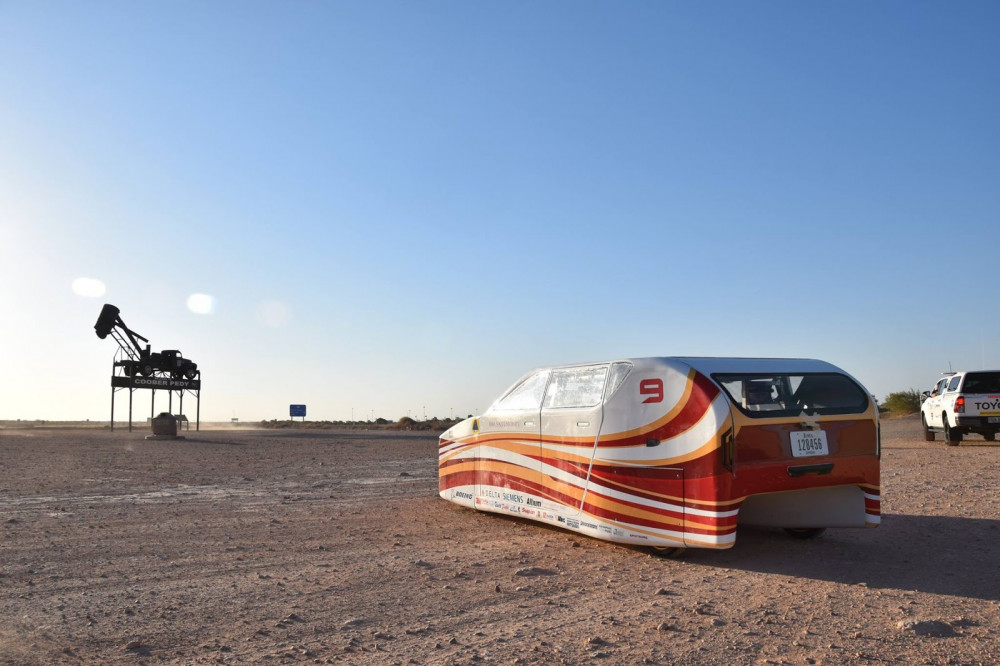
0, 414, 470, 425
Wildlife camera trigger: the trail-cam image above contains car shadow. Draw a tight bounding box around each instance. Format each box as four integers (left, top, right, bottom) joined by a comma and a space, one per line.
698, 513, 1000, 601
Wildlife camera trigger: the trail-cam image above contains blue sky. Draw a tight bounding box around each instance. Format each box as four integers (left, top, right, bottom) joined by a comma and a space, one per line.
1, 2, 998, 422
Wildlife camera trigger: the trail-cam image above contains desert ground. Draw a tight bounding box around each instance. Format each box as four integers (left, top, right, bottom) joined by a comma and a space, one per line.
1, 416, 997, 665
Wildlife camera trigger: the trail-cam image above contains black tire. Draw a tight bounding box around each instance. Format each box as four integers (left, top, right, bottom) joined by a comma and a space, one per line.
984, 432, 996, 442
184, 368, 198, 380
649, 546, 686, 558
944, 418, 962, 446
784, 527, 826, 540
141, 364, 154, 377
921, 414, 935, 441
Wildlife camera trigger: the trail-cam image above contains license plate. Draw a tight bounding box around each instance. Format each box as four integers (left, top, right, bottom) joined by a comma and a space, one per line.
790, 430, 829, 457
989, 417, 1000, 424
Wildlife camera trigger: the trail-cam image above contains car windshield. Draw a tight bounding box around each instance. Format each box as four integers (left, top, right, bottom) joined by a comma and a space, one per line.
962, 372, 1000, 394
713, 372, 869, 418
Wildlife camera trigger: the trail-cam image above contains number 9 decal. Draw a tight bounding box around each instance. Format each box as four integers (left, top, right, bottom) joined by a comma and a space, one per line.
640, 378, 664, 404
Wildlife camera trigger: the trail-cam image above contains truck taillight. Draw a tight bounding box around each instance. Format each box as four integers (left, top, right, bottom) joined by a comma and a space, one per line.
955, 396, 965, 413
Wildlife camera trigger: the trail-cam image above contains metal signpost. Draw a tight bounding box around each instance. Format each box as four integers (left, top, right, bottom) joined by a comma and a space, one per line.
110, 372, 201, 432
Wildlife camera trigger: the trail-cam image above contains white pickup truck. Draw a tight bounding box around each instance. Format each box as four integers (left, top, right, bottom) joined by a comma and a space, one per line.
920, 371, 1000, 444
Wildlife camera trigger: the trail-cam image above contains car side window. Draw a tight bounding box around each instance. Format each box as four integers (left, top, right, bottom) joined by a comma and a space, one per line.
605, 362, 633, 399
948, 376, 962, 392
491, 371, 550, 412
543, 365, 609, 409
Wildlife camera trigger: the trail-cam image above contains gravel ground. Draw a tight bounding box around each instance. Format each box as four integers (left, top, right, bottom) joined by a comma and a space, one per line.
1, 416, 997, 665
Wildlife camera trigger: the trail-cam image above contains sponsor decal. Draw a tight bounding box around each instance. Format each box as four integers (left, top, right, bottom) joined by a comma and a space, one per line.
452, 490, 474, 501
472, 418, 479, 433
581, 522, 598, 531
484, 490, 526, 504
526, 498, 542, 508
565, 518, 580, 529
483, 489, 523, 503
485, 418, 522, 429
521, 508, 536, 517
557, 516, 566, 523
600, 525, 612, 535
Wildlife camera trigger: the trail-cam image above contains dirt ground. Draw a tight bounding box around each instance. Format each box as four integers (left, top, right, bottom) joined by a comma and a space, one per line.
1, 416, 997, 665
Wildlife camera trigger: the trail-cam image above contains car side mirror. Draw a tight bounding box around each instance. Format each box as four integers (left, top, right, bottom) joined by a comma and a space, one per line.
920, 391, 930, 402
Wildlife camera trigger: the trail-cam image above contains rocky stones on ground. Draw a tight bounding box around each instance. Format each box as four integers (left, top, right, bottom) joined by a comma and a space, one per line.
896, 620, 959, 637
514, 566, 558, 577
1, 418, 997, 664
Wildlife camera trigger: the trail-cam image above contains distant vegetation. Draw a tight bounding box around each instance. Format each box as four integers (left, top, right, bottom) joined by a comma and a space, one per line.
257, 416, 464, 432
881, 389, 922, 416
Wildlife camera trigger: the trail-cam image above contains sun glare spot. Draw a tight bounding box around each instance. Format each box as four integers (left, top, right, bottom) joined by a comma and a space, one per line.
187, 293, 215, 315
256, 300, 291, 328
72, 277, 106, 298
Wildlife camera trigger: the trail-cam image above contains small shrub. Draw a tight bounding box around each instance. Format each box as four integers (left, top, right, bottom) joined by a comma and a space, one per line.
882, 389, 922, 415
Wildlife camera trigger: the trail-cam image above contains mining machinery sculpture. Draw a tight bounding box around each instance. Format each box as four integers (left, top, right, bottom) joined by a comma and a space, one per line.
94, 304, 199, 380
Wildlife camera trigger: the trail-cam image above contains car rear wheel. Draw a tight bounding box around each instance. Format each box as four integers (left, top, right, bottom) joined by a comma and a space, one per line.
784, 527, 826, 539
921, 414, 935, 441
944, 418, 962, 446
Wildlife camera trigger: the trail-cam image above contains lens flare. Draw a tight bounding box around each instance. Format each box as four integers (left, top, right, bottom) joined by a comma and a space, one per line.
72, 277, 106, 298
187, 293, 215, 315
256, 300, 291, 328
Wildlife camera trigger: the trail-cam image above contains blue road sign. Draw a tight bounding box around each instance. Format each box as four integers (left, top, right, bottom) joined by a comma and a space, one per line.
290, 404, 306, 418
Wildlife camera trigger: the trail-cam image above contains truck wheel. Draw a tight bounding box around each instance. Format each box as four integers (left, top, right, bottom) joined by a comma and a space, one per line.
784, 527, 826, 539
944, 419, 962, 446
921, 414, 935, 441
141, 364, 154, 376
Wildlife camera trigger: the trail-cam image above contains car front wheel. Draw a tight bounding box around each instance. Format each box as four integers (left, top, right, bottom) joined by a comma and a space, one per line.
784, 527, 826, 539
921, 414, 935, 441
649, 546, 686, 558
